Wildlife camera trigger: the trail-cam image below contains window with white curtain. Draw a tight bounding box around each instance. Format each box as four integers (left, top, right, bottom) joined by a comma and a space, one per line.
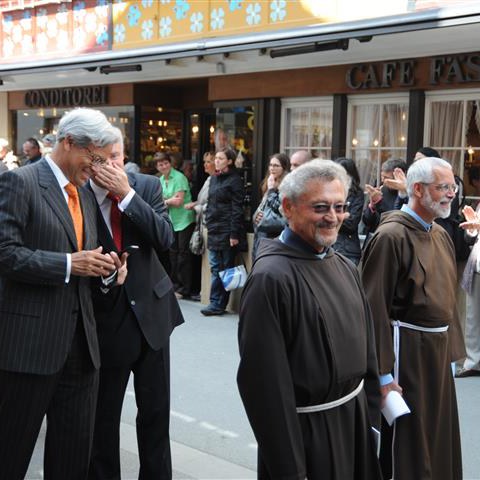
346, 94, 409, 187
424, 90, 480, 201
280, 97, 333, 159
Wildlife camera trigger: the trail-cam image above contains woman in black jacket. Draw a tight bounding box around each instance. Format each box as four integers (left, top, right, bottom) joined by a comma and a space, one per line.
333, 158, 364, 264
201, 148, 245, 316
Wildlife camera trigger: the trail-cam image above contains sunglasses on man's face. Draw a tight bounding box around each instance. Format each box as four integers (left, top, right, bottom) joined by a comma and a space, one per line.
310, 202, 350, 214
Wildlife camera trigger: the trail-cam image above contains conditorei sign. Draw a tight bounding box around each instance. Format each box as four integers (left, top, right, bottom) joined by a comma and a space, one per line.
346, 53, 480, 89
25, 86, 108, 108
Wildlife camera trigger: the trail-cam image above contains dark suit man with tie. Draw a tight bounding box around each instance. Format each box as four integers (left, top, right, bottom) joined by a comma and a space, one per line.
0, 108, 125, 480
88, 130, 184, 480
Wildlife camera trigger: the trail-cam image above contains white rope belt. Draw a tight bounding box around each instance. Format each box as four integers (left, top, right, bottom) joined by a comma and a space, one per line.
296, 379, 364, 414
391, 320, 448, 381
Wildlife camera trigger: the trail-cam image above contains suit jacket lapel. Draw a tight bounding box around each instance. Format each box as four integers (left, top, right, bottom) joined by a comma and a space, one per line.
121, 173, 137, 247
79, 187, 96, 250
86, 182, 117, 252
38, 159, 78, 251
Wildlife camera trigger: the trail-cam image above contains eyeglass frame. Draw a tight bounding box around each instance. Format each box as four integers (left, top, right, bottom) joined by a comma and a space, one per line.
67, 138, 108, 166
83, 146, 107, 166
421, 182, 458, 194
308, 202, 350, 214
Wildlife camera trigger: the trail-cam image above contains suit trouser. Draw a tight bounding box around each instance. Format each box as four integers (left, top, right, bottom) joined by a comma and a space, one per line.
462, 272, 480, 371
0, 320, 99, 480
169, 222, 195, 296
89, 340, 171, 480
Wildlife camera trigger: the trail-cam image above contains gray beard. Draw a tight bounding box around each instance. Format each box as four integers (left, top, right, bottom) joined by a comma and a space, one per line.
314, 228, 339, 250
421, 190, 452, 219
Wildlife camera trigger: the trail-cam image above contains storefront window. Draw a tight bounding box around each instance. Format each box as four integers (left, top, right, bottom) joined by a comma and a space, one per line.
424, 92, 480, 202
281, 97, 333, 159
347, 95, 408, 187
14, 106, 134, 161
215, 104, 255, 223
215, 105, 254, 183
139, 106, 182, 168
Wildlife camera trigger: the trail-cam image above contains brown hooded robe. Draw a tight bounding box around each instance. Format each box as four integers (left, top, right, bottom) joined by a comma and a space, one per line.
361, 210, 465, 480
238, 238, 383, 480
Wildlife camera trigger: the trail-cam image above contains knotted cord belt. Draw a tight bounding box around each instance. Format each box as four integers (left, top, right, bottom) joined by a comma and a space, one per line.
296, 379, 364, 413
391, 320, 449, 381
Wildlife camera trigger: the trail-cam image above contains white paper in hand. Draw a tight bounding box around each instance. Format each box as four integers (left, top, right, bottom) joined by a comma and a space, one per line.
381, 390, 411, 426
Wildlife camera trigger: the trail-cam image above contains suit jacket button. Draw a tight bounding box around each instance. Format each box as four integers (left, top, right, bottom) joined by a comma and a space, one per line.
131, 300, 136, 306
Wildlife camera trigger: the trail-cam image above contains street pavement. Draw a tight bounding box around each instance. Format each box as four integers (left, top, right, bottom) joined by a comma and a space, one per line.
26, 299, 480, 479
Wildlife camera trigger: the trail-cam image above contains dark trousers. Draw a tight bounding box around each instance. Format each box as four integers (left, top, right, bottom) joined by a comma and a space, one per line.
169, 222, 195, 296
0, 320, 98, 480
89, 340, 171, 480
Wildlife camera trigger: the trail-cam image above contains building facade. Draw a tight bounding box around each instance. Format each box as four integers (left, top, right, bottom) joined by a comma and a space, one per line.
2, 0, 480, 209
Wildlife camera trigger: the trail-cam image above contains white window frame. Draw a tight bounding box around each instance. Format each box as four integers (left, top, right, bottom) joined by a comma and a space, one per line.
346, 93, 409, 184
280, 96, 334, 157
424, 88, 480, 192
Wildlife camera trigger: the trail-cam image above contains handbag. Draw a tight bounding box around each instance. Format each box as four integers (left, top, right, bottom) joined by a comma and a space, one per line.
219, 264, 248, 291
257, 204, 286, 235
189, 216, 204, 255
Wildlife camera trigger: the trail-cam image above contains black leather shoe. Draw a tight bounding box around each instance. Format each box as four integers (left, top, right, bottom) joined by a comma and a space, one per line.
200, 307, 225, 316
456, 368, 480, 378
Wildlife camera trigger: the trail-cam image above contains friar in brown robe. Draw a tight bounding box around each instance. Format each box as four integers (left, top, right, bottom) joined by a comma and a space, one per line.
238, 159, 383, 480
361, 157, 466, 480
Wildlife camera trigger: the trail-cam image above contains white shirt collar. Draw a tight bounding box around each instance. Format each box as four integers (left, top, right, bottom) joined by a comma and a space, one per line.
45, 154, 70, 190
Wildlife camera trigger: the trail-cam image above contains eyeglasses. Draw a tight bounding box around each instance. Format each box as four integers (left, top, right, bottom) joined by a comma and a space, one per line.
83, 147, 107, 166
310, 202, 350, 214
421, 183, 458, 194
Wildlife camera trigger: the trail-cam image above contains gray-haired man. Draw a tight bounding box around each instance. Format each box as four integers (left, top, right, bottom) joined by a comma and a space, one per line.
238, 160, 382, 479
0, 108, 125, 480
361, 157, 465, 480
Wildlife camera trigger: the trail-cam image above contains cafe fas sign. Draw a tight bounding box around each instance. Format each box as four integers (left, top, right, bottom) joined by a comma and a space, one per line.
346, 53, 480, 89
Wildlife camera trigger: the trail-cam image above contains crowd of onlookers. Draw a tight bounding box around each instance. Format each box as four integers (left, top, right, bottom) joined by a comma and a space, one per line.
2, 134, 478, 323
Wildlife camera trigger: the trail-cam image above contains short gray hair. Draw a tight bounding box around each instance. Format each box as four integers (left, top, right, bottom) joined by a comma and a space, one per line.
279, 159, 350, 203
406, 157, 452, 197
56, 108, 118, 148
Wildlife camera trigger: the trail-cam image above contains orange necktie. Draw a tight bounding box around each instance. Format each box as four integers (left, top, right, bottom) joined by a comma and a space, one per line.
65, 182, 84, 251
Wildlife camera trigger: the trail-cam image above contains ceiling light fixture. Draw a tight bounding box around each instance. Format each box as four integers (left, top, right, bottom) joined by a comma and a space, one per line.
100, 64, 142, 74
270, 39, 349, 58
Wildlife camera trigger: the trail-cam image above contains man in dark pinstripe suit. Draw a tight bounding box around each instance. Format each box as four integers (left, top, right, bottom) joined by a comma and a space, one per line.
0, 108, 125, 480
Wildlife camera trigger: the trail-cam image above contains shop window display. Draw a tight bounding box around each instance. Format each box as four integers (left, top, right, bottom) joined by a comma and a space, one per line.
139, 106, 182, 170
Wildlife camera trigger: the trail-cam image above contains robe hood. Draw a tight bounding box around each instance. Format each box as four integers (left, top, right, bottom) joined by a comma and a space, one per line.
378, 209, 437, 232
255, 236, 335, 263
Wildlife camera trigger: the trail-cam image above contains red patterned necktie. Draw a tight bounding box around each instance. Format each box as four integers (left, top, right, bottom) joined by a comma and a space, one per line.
107, 192, 122, 252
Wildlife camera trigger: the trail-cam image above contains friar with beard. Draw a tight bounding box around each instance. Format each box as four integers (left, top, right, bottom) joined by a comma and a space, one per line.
237, 160, 383, 480
361, 157, 466, 480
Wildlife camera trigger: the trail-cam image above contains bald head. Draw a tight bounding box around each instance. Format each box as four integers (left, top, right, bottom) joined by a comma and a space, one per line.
290, 150, 311, 171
